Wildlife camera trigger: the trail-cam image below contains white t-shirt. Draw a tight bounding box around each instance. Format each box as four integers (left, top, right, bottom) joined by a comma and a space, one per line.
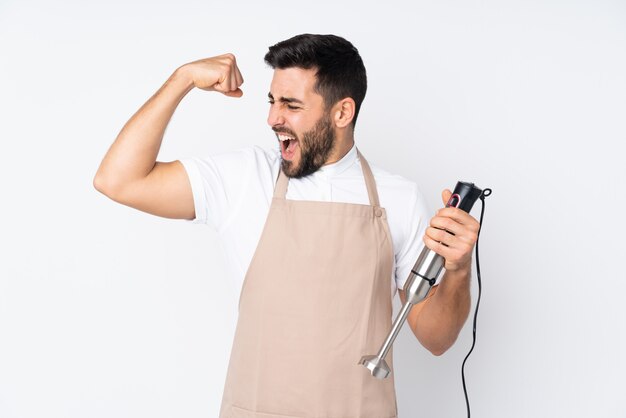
180, 144, 431, 294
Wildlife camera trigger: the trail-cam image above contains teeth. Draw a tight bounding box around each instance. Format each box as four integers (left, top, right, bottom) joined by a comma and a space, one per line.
278, 134, 295, 142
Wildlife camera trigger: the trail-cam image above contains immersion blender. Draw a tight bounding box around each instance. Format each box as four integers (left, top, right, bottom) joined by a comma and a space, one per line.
360, 181, 484, 379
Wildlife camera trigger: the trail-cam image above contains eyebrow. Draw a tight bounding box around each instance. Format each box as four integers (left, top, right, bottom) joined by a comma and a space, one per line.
268, 92, 304, 105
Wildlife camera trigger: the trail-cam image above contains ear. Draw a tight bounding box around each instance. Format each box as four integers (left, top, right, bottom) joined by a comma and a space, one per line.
332, 98, 356, 128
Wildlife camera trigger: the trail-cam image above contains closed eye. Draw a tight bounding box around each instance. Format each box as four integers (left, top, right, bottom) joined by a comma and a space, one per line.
268, 100, 301, 110
268, 92, 304, 110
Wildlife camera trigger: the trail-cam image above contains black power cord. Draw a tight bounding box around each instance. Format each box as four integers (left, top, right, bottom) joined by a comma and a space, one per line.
461, 188, 492, 418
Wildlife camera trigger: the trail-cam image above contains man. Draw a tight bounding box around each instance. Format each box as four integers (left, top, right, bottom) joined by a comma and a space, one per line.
94, 34, 480, 418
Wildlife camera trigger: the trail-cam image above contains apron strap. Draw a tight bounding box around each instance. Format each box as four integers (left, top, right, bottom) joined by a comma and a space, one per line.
273, 148, 381, 207
274, 168, 289, 199
357, 149, 381, 207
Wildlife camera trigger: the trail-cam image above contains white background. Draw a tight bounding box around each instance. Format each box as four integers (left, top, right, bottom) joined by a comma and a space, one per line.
1, 0, 625, 417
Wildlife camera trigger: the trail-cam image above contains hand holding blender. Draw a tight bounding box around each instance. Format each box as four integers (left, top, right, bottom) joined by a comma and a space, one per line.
360, 181, 484, 378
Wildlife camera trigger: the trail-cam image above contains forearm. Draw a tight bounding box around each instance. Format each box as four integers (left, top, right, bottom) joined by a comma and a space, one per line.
94, 66, 194, 196
411, 266, 472, 355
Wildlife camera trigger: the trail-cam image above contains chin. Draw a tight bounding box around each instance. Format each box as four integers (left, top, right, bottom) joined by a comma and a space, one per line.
281, 158, 304, 178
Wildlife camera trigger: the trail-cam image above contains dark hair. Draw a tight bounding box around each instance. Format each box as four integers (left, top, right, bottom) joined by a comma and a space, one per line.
264, 34, 367, 126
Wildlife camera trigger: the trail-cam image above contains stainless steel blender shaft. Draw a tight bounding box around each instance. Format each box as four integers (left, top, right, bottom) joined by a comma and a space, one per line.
359, 245, 444, 379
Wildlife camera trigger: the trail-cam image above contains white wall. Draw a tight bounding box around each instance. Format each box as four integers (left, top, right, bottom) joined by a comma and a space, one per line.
1, 0, 624, 417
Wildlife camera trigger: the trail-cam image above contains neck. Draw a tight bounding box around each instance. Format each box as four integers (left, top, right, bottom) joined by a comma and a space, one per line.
325, 130, 355, 166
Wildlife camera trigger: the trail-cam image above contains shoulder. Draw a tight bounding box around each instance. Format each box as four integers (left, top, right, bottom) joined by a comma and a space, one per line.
206, 145, 280, 168
186, 146, 280, 181
366, 161, 426, 207
365, 160, 431, 241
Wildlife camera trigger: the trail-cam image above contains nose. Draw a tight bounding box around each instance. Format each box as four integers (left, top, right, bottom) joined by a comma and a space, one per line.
267, 103, 285, 128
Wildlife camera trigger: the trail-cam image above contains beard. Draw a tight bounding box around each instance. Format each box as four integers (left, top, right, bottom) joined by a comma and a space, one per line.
281, 113, 336, 179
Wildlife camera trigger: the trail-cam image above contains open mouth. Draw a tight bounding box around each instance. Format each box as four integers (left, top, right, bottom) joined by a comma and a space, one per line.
277, 133, 299, 160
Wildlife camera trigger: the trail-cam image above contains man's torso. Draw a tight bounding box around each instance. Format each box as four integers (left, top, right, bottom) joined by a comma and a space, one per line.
180, 144, 431, 293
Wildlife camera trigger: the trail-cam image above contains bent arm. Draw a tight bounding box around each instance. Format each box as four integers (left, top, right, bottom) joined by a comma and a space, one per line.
93, 67, 196, 219
93, 54, 243, 220
401, 188, 480, 355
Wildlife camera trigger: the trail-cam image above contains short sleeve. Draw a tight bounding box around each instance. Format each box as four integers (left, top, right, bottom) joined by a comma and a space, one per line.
394, 184, 431, 290
179, 147, 279, 230
179, 156, 229, 229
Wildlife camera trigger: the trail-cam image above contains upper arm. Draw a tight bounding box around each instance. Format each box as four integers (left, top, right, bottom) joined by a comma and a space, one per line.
102, 160, 196, 220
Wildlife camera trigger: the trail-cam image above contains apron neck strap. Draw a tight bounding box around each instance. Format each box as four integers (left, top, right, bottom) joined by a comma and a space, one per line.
274, 167, 289, 198
357, 149, 381, 207
273, 148, 381, 207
